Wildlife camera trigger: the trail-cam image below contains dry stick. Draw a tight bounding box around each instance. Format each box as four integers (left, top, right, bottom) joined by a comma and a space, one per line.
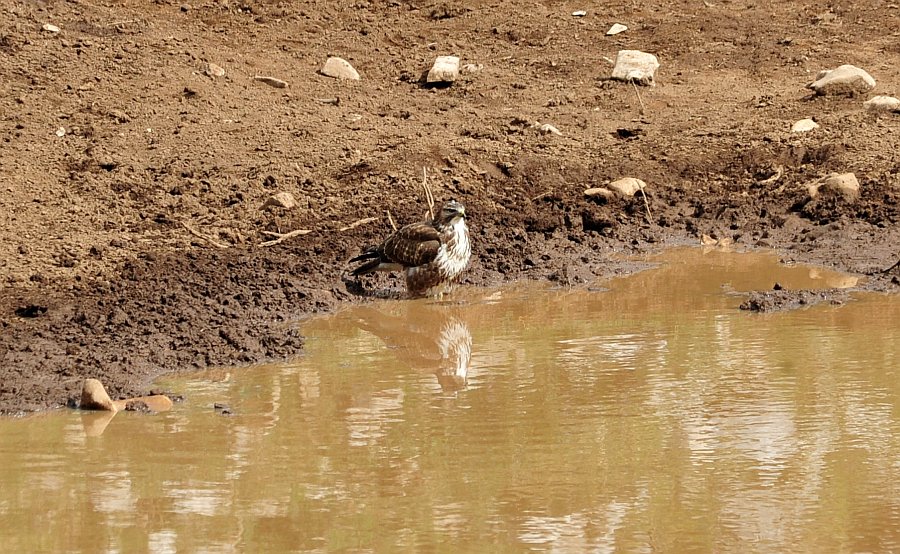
639, 186, 653, 224
339, 216, 378, 232
422, 167, 435, 220
259, 229, 312, 247
631, 79, 646, 115
386, 210, 398, 231
182, 222, 229, 249
881, 258, 900, 274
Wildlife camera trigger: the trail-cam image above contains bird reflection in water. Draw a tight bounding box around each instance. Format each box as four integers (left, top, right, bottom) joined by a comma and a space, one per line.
351, 303, 472, 392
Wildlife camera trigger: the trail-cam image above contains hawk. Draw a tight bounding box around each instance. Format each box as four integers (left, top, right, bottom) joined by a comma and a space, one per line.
350, 200, 471, 298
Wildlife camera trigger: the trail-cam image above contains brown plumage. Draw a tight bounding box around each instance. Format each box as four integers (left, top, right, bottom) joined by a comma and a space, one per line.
350, 200, 471, 297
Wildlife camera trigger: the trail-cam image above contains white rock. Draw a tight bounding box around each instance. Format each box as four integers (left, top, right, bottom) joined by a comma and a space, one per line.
808, 64, 875, 96
791, 118, 819, 132
606, 23, 628, 36
320, 57, 360, 80
572, 10, 587, 17
42, 23, 60, 33
205, 62, 226, 77
584, 187, 614, 199
55, 127, 66, 137
264, 192, 297, 209
611, 50, 659, 86
808, 172, 859, 201
538, 123, 562, 136
864, 95, 900, 112
608, 177, 647, 197
461, 63, 483, 74
254, 75, 288, 88
427, 55, 460, 83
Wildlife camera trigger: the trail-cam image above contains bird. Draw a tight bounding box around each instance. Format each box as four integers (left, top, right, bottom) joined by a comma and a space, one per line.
349, 200, 471, 298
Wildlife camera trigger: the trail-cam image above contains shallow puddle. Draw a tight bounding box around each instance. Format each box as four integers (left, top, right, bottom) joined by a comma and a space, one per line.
2, 248, 899, 552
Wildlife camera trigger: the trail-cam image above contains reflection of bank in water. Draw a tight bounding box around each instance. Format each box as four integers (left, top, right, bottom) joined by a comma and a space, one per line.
352, 304, 472, 392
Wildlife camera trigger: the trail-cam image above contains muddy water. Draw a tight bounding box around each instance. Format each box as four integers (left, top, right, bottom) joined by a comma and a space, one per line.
2, 249, 899, 552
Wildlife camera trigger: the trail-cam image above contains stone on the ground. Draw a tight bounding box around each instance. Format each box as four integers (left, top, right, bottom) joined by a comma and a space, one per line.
791, 118, 819, 132
264, 192, 297, 209
808, 65, 875, 96
538, 123, 562, 136
253, 75, 288, 88
461, 63, 483, 74
864, 95, 900, 113
205, 62, 226, 78
42, 23, 60, 33
606, 23, 628, 36
611, 50, 659, 85
572, 10, 587, 17
608, 177, 647, 197
427, 56, 461, 83
584, 187, 615, 199
808, 172, 860, 202
81, 379, 118, 412
320, 57, 360, 80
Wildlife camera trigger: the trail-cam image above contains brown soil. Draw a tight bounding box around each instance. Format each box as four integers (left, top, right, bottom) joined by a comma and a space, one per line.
2, 0, 899, 414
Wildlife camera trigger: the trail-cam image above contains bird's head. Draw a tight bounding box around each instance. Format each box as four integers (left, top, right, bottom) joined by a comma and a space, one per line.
437, 200, 466, 225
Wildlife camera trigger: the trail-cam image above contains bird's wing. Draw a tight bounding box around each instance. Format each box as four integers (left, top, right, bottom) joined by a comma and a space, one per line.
381, 222, 442, 267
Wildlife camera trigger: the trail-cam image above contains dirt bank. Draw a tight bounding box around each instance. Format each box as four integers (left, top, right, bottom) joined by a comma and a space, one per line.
2, 0, 899, 414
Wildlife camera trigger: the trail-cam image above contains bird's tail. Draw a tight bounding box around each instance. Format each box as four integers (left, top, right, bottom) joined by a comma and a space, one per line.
350, 249, 381, 276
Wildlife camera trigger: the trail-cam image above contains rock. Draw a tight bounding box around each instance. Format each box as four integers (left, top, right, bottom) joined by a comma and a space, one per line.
427, 55, 461, 83
606, 23, 628, 36
461, 63, 483, 74
608, 177, 647, 197
808, 65, 875, 96
572, 10, 587, 17
80, 379, 118, 412
864, 95, 900, 113
808, 172, 860, 202
264, 192, 297, 209
55, 127, 66, 137
320, 56, 360, 80
611, 50, 659, 85
205, 62, 226, 78
584, 187, 615, 199
114, 395, 174, 412
791, 118, 819, 132
538, 123, 562, 136
254, 75, 288, 88
42, 23, 61, 33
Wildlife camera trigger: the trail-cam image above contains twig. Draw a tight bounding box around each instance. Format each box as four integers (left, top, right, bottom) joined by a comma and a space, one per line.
387, 210, 398, 231
259, 228, 312, 247
639, 186, 653, 224
881, 258, 900, 274
631, 80, 646, 115
182, 222, 229, 249
422, 167, 435, 220
339, 217, 378, 232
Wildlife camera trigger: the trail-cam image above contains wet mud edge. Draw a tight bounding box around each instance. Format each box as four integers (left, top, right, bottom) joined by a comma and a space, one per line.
3, 188, 899, 415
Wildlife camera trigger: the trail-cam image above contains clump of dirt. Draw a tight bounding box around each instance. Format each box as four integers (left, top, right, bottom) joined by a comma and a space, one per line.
2, 0, 899, 414
740, 288, 850, 313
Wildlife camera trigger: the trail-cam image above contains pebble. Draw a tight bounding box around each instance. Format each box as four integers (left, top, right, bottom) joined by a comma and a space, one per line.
808, 172, 860, 202
606, 23, 628, 36
791, 118, 819, 132
572, 10, 587, 17
538, 123, 562, 136
254, 75, 288, 88
42, 23, 61, 33
427, 55, 461, 83
264, 192, 297, 209
864, 95, 900, 113
55, 127, 66, 137
584, 187, 615, 199
608, 177, 647, 197
611, 50, 659, 86
808, 64, 875, 96
320, 56, 360, 80
205, 62, 226, 78
461, 63, 483, 74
